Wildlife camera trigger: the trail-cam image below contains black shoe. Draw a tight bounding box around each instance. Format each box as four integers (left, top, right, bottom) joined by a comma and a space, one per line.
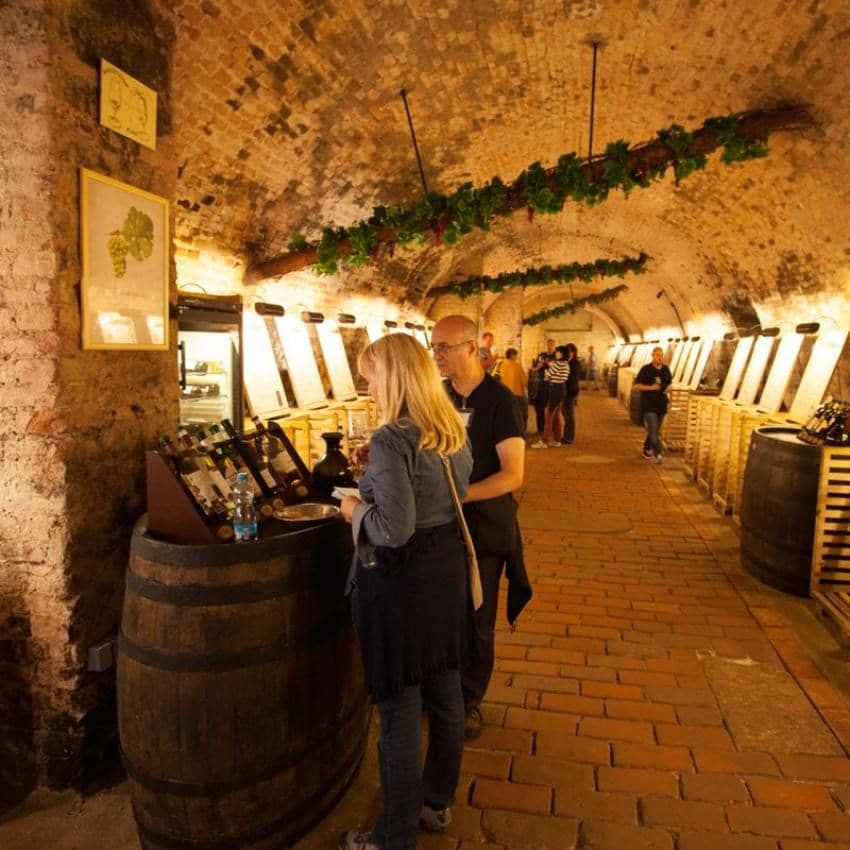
464, 705, 483, 741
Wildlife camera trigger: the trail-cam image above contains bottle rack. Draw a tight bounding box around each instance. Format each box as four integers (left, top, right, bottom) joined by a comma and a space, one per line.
146, 451, 223, 545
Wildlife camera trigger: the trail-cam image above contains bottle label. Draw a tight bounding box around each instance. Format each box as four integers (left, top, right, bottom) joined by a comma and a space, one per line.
270, 451, 297, 474
260, 468, 277, 489
183, 470, 221, 517
208, 469, 234, 502
233, 520, 258, 542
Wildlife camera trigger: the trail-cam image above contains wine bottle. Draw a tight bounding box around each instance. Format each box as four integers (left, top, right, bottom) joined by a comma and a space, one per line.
219, 418, 279, 497
253, 416, 311, 500
178, 429, 235, 510
159, 435, 228, 522
208, 424, 265, 497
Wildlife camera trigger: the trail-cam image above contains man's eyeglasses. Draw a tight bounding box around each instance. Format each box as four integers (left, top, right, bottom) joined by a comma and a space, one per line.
429, 339, 473, 355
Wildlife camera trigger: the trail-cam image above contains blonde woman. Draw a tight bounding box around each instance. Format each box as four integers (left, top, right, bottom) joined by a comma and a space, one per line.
339, 333, 473, 850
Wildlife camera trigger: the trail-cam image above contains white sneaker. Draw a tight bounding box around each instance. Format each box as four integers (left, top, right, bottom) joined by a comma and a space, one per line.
548, 441, 560, 448
655, 453, 664, 464
530, 440, 547, 449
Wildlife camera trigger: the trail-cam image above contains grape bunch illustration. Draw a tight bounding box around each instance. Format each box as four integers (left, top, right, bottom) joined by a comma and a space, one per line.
105, 206, 154, 278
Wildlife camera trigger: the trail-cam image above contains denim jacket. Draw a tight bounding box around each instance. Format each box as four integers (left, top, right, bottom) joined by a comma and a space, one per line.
346, 421, 472, 592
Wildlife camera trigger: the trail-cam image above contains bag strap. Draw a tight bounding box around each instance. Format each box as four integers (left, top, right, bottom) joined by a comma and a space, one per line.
440, 455, 483, 610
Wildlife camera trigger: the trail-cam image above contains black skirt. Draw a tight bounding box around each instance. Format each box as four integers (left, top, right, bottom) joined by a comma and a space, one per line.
352, 521, 467, 703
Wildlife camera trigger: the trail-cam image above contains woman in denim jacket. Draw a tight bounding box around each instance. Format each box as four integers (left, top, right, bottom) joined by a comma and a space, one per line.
339, 332, 473, 850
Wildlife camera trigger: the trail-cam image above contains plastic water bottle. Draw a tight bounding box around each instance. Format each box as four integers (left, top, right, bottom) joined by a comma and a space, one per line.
232, 472, 258, 542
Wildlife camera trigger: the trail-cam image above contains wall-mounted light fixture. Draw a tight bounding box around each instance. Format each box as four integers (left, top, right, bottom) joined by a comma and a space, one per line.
254, 301, 285, 317
795, 322, 820, 335
415, 324, 426, 331
384, 320, 398, 329
404, 321, 417, 330
300, 311, 324, 323
723, 331, 738, 341
757, 327, 780, 337
337, 313, 357, 325
690, 336, 701, 342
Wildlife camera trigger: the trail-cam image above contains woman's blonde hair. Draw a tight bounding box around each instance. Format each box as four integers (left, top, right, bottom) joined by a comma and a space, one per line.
359, 333, 467, 455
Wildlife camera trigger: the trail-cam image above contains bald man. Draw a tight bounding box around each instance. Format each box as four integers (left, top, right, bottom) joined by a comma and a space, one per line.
431, 315, 531, 740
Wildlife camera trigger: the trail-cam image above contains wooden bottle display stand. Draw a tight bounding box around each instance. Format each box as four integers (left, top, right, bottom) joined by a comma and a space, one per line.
145, 451, 223, 545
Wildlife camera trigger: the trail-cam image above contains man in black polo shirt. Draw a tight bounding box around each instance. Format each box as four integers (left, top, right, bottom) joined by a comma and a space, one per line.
633, 345, 673, 463
431, 315, 530, 740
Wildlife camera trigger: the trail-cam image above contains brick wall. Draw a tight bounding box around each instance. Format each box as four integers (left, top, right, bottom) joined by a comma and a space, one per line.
0, 0, 179, 799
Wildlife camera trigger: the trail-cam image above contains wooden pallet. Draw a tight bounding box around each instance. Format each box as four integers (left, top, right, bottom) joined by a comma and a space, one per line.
811, 446, 850, 640
683, 394, 702, 476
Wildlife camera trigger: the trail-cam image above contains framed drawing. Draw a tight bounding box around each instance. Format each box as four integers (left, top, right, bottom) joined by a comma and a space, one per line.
80, 168, 169, 350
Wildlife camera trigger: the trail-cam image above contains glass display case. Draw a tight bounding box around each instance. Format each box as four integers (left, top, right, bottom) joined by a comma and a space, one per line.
177, 293, 243, 430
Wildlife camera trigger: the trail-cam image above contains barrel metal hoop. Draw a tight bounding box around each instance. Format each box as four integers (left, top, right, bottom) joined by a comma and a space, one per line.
130, 722, 369, 850
118, 605, 351, 672
131, 516, 344, 567
121, 694, 370, 796
124, 567, 313, 606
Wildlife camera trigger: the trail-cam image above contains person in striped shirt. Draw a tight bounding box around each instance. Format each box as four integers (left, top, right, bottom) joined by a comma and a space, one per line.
531, 346, 569, 448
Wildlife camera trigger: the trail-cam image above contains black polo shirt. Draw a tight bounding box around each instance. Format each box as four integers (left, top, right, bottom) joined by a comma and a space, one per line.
445, 373, 524, 484
636, 363, 673, 415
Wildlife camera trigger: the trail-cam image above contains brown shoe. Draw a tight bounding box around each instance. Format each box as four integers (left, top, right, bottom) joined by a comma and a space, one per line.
464, 704, 483, 740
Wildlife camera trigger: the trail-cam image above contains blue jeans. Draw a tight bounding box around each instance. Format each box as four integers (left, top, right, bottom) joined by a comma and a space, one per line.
371, 669, 465, 850
644, 411, 665, 456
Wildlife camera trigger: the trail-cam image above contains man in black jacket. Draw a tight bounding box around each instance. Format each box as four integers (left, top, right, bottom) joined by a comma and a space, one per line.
431, 315, 531, 740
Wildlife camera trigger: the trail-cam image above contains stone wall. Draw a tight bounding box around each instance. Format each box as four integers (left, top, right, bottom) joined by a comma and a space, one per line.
0, 0, 61, 809
0, 0, 179, 801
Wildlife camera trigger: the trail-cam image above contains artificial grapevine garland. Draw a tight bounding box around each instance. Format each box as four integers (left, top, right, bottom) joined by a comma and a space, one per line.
261, 110, 785, 279
430, 252, 648, 299
522, 285, 629, 326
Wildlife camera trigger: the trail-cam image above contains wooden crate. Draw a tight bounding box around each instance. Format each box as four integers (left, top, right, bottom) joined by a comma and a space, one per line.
663, 388, 691, 453
696, 399, 724, 493
811, 446, 850, 641
683, 394, 702, 476
691, 396, 719, 484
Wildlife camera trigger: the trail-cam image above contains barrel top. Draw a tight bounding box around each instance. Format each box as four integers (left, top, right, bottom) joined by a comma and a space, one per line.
131, 514, 348, 567
753, 426, 821, 448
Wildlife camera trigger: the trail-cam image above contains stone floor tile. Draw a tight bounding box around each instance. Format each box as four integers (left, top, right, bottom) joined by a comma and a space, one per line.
682, 773, 750, 803
811, 811, 850, 842
578, 819, 675, 850
726, 805, 816, 838
641, 796, 729, 832
598, 766, 680, 797
472, 778, 551, 815
481, 809, 577, 850
510, 754, 594, 791
678, 833, 778, 850
553, 788, 638, 822
747, 777, 838, 811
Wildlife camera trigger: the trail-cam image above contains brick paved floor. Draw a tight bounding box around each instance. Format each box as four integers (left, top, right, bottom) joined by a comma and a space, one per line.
4, 393, 850, 850
431, 392, 850, 850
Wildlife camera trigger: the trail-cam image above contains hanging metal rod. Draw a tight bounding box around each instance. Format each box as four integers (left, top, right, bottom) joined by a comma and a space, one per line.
400, 88, 429, 195
588, 39, 602, 163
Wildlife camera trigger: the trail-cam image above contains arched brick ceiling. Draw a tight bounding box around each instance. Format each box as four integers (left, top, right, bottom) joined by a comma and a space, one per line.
162, 0, 850, 330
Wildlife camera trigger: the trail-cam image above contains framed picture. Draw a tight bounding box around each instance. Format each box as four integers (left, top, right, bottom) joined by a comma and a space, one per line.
80, 168, 169, 350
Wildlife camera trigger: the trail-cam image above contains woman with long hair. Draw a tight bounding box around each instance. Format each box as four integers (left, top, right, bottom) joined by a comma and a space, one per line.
339, 332, 473, 850
561, 342, 580, 445
531, 345, 569, 448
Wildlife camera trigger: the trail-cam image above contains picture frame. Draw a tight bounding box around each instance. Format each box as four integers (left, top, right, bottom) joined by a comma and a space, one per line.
80, 168, 169, 350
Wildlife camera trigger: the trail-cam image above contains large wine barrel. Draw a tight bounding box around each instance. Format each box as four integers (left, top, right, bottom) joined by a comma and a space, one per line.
629, 387, 644, 426
740, 426, 821, 596
608, 366, 619, 398
118, 518, 370, 850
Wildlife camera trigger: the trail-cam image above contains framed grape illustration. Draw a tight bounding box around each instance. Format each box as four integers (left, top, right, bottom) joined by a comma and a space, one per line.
80, 168, 169, 350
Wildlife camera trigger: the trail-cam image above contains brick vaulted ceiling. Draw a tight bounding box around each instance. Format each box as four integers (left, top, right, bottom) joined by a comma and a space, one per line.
161, 0, 850, 333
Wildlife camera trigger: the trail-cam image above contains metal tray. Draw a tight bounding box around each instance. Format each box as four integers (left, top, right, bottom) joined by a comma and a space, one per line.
273, 503, 340, 523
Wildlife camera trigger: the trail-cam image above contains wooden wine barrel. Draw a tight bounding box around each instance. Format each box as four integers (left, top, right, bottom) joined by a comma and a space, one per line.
629, 387, 644, 426
608, 366, 619, 398
740, 426, 821, 596
118, 518, 370, 850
